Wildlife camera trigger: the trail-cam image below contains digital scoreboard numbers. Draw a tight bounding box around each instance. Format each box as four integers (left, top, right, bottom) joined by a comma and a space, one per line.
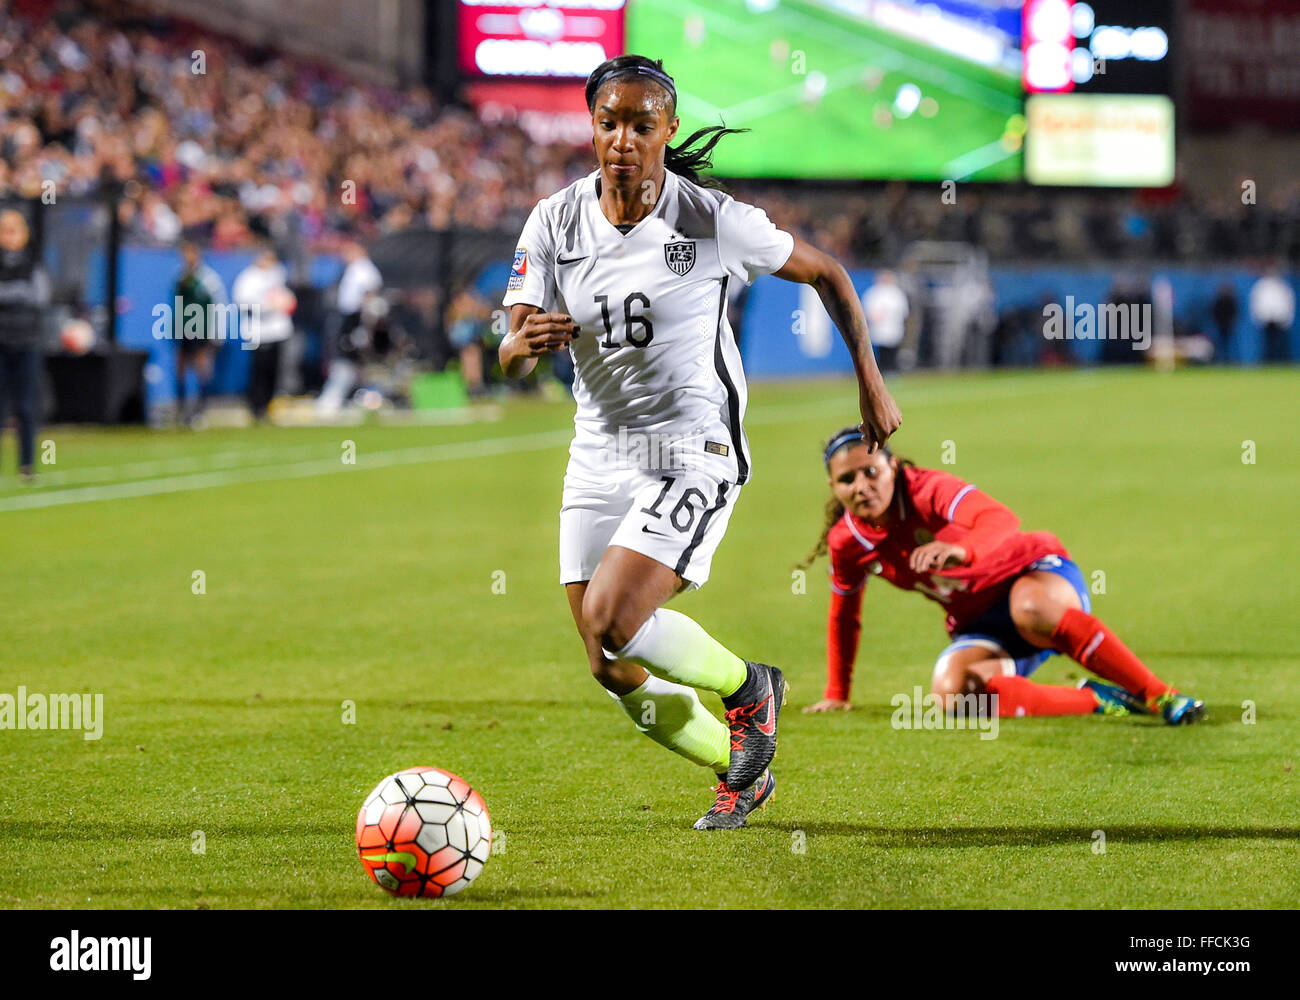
457, 1, 628, 78
1023, 0, 1172, 94
1022, 0, 1174, 187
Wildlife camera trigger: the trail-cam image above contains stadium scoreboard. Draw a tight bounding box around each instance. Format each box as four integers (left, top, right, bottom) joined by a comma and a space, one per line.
457, 1, 627, 78
453, 1, 1179, 187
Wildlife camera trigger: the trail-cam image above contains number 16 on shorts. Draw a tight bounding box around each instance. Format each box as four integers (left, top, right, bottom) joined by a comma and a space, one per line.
614, 473, 739, 588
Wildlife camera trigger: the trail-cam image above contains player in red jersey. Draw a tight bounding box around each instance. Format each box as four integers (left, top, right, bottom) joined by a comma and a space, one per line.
797, 427, 1205, 724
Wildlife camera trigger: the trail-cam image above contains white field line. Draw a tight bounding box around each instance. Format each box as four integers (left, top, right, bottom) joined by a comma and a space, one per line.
38, 406, 506, 487
642, 0, 767, 42
716, 64, 880, 129
0, 430, 573, 513
37, 443, 328, 487
941, 138, 1020, 181
0, 378, 1085, 513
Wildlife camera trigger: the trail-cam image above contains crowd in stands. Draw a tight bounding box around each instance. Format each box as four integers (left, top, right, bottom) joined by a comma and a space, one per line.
1, 0, 589, 253
4, 0, 1299, 270
748, 182, 1300, 268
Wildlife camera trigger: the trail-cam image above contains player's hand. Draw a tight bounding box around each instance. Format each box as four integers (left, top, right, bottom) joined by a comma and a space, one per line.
510, 312, 581, 357
802, 698, 852, 713
909, 541, 967, 573
858, 377, 901, 451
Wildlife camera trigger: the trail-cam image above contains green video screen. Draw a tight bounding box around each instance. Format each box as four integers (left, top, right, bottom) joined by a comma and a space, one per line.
625, 0, 1026, 181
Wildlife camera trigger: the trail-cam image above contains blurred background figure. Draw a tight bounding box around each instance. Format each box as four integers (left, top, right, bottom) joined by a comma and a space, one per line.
232, 245, 295, 421
861, 269, 908, 373
445, 285, 493, 399
1249, 264, 1295, 363
1209, 282, 1238, 362
318, 240, 384, 416
0, 208, 49, 481
1101, 275, 1153, 366
172, 240, 228, 427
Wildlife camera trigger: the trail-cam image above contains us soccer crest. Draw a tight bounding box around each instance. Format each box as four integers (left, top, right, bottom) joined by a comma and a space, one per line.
664, 241, 695, 276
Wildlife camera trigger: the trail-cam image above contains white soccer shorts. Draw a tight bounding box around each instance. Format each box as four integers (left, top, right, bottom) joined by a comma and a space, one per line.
559, 440, 741, 592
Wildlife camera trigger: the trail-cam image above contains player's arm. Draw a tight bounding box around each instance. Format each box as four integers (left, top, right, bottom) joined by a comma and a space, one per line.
806, 534, 869, 714
945, 491, 1020, 565
775, 237, 901, 449
498, 304, 580, 380
911, 483, 1020, 573
806, 584, 865, 712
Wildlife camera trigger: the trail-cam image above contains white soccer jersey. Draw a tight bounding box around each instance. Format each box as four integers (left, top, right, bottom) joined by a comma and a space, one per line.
503, 168, 793, 486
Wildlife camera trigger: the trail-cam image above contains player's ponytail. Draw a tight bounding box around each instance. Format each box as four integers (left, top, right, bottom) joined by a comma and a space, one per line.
890, 451, 916, 522
794, 494, 844, 571
664, 125, 747, 190
585, 54, 747, 190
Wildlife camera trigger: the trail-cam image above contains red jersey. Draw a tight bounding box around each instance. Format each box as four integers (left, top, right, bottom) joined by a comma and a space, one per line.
822, 466, 1069, 700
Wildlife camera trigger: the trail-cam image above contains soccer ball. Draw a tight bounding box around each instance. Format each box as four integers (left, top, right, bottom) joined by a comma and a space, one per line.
60, 318, 95, 355
356, 766, 492, 898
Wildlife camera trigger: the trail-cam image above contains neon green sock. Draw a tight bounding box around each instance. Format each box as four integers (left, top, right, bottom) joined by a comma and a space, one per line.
612, 675, 729, 774
613, 608, 748, 697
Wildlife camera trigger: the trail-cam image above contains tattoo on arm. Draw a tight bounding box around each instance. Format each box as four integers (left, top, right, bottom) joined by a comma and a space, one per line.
815, 270, 879, 377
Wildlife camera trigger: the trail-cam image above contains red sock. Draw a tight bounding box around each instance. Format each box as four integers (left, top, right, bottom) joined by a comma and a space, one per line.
986, 675, 1098, 717
1051, 608, 1169, 703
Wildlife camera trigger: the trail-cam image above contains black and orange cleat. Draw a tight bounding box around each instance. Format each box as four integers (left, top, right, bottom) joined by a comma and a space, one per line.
721, 661, 787, 790
693, 771, 776, 830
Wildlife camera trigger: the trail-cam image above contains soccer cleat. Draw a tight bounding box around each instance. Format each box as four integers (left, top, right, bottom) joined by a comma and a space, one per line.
721, 661, 787, 791
693, 771, 776, 830
1151, 690, 1206, 725
1079, 678, 1144, 716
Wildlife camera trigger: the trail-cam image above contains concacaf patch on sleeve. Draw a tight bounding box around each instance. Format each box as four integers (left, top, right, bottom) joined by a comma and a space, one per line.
507, 247, 528, 291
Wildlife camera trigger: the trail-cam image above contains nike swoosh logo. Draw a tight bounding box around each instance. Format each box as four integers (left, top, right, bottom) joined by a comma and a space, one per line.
755, 676, 776, 736
557, 255, 588, 265
361, 851, 418, 875
641, 525, 668, 537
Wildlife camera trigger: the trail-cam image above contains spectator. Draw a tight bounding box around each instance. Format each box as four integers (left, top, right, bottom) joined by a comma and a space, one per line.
0, 208, 49, 481
1248, 265, 1295, 363
1101, 277, 1151, 366
862, 269, 909, 372
232, 245, 295, 420
172, 240, 227, 426
1210, 282, 1238, 361
318, 239, 383, 415
445, 285, 493, 398
2, 0, 1299, 274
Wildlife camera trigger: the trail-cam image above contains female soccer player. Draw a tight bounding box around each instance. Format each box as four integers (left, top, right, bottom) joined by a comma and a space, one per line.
799, 427, 1205, 724
499, 55, 901, 829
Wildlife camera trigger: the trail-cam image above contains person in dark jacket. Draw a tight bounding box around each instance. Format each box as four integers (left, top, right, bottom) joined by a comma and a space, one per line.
172, 241, 228, 426
0, 209, 50, 482
1210, 282, 1238, 361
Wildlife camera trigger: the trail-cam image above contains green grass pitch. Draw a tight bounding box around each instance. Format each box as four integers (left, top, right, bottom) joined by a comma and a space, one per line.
0, 368, 1296, 909
627, 0, 1024, 180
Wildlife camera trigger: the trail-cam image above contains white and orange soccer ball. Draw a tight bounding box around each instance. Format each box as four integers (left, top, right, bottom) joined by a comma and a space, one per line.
355, 766, 492, 898
60, 318, 95, 355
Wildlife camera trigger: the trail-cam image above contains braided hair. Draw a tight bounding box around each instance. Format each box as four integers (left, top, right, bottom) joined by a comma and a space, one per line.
584, 54, 747, 190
